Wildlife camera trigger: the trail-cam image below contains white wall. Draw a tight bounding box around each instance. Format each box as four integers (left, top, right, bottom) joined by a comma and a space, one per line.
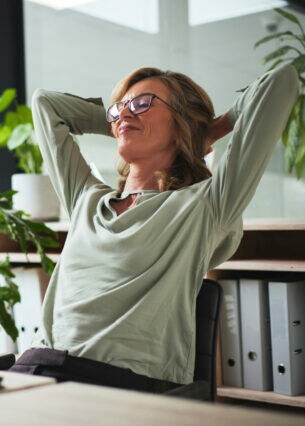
23, 0, 305, 218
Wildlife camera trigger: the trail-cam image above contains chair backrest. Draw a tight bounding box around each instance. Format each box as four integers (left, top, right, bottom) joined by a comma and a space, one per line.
194, 278, 222, 401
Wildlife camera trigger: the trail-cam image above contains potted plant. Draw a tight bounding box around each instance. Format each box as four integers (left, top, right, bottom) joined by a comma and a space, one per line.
0, 89, 60, 220
254, 7, 305, 179
0, 189, 59, 342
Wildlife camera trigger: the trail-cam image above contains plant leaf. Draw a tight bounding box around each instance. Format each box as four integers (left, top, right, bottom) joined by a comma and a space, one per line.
4, 111, 20, 130
0, 256, 21, 341
16, 105, 33, 125
0, 89, 16, 113
254, 31, 294, 49
295, 97, 305, 164
285, 117, 301, 173
0, 125, 12, 146
284, 95, 302, 172
295, 150, 305, 178
292, 55, 305, 74
7, 123, 33, 150
282, 95, 303, 146
0, 300, 19, 341
15, 140, 43, 174
23, 220, 56, 235
275, 8, 302, 26
267, 59, 284, 71
263, 45, 298, 64
39, 253, 55, 275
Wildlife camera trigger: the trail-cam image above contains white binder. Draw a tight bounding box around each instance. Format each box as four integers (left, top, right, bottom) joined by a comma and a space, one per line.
240, 279, 273, 391
12, 267, 43, 353
269, 280, 305, 396
219, 279, 243, 387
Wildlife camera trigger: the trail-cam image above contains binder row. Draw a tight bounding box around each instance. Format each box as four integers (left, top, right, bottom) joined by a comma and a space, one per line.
219, 279, 305, 396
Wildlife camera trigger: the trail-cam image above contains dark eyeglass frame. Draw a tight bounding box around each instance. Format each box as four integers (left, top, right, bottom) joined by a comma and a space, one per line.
106, 92, 179, 123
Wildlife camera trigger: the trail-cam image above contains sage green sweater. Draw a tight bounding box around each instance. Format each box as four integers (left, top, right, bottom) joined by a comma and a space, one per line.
31, 64, 298, 384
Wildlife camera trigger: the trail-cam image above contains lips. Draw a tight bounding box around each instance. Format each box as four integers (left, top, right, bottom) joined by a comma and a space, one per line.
118, 122, 140, 134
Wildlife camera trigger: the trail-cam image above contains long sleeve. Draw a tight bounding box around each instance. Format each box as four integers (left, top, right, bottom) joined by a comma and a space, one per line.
208, 64, 299, 230
31, 89, 111, 217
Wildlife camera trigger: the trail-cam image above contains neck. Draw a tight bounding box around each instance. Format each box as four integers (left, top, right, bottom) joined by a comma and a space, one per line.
123, 150, 176, 192
123, 164, 159, 192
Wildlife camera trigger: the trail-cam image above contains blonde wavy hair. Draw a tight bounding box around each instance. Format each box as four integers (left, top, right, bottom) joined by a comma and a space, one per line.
110, 67, 215, 194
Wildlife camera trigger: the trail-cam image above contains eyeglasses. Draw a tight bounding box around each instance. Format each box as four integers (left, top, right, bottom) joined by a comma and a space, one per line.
106, 92, 178, 123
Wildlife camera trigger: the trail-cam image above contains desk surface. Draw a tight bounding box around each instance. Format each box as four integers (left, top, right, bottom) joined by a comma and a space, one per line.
0, 371, 55, 393
0, 381, 304, 426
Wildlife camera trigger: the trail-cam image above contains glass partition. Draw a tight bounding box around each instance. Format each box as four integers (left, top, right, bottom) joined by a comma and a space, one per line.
24, 0, 305, 219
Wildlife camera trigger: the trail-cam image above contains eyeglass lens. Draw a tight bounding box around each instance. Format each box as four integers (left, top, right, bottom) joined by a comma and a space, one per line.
107, 94, 154, 122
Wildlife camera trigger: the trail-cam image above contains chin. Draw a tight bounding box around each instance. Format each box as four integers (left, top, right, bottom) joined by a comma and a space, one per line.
118, 146, 139, 164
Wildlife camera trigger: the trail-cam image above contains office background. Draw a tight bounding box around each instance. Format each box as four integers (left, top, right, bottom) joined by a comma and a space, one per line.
6, 0, 305, 218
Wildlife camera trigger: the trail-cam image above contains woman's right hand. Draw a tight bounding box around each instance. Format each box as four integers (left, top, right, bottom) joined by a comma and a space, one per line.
206, 113, 233, 149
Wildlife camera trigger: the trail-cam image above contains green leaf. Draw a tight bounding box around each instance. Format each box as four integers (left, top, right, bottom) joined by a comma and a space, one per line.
38, 236, 60, 248
4, 111, 20, 130
284, 95, 302, 172
0, 190, 16, 209
15, 140, 43, 174
282, 95, 303, 146
275, 8, 301, 26
0, 256, 21, 341
0, 300, 19, 341
282, 123, 289, 147
292, 55, 305, 74
23, 219, 55, 235
254, 31, 294, 49
16, 105, 33, 125
31, 143, 43, 173
0, 257, 15, 278
263, 45, 298, 64
285, 117, 301, 173
295, 97, 305, 163
7, 123, 33, 150
295, 151, 305, 178
295, 142, 305, 164
40, 253, 55, 275
0, 125, 12, 147
267, 59, 284, 71
0, 89, 16, 113
300, 94, 305, 128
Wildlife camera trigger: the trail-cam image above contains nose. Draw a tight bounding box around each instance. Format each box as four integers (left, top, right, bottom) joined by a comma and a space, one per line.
118, 100, 133, 120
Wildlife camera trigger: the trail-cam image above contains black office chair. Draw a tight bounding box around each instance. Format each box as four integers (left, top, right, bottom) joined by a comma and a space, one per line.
0, 279, 222, 402
0, 353, 15, 370
164, 278, 222, 402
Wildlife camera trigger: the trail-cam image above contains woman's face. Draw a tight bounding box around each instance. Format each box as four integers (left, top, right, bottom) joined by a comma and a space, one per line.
111, 78, 177, 165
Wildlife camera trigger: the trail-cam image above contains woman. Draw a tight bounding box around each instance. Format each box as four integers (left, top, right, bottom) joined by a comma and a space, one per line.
10, 64, 298, 393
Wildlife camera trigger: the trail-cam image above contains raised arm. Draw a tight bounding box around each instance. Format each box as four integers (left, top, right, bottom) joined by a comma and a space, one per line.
31, 89, 111, 217
208, 64, 299, 229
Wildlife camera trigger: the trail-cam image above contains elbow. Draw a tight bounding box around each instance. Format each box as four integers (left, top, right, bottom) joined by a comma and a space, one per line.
31, 88, 48, 110
274, 63, 299, 104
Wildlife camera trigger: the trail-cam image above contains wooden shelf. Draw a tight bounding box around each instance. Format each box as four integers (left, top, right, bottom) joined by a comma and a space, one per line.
218, 387, 305, 409
0, 252, 60, 263
243, 219, 305, 231
215, 260, 305, 272
212, 225, 305, 410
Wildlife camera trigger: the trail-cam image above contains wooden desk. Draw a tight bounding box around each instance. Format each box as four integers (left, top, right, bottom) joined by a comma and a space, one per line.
0, 371, 55, 393
0, 381, 304, 426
